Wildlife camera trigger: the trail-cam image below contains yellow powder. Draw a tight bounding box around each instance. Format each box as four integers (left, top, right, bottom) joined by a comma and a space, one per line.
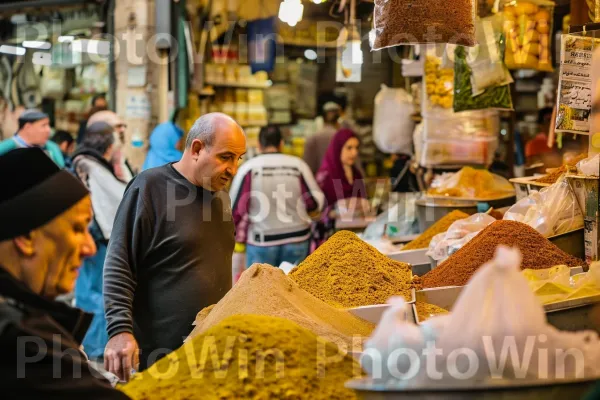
187, 264, 374, 350
402, 210, 469, 250
415, 302, 449, 322
289, 231, 414, 308
120, 315, 362, 400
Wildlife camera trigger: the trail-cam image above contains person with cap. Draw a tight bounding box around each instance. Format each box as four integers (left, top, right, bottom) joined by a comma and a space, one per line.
0, 109, 65, 167
303, 101, 342, 175
0, 148, 129, 399
71, 122, 128, 363
103, 113, 246, 379
87, 110, 134, 182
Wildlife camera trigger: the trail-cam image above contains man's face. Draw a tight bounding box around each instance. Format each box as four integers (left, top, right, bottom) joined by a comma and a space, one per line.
113, 120, 127, 145
93, 97, 108, 109
17, 196, 96, 299
191, 123, 246, 191
24, 118, 51, 146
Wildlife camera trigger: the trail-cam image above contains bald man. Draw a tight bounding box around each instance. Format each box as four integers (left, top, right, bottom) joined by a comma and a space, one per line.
87, 111, 133, 182
103, 113, 246, 379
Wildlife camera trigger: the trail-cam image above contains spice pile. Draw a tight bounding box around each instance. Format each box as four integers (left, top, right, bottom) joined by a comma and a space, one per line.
427, 167, 515, 199
534, 154, 587, 184
422, 220, 584, 288
415, 302, 449, 322
188, 264, 374, 350
122, 315, 361, 400
290, 231, 415, 308
403, 210, 469, 250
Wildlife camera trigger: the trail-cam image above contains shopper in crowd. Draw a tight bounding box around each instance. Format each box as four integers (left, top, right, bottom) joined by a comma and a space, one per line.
313, 128, 367, 248
51, 130, 76, 159
104, 113, 246, 380
77, 94, 108, 144
87, 110, 134, 182
0, 148, 129, 399
303, 101, 342, 175
0, 109, 64, 167
71, 122, 127, 363
142, 121, 184, 171
230, 126, 324, 268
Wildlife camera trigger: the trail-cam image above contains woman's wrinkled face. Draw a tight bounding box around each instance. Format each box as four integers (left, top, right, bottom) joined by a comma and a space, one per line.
340, 137, 359, 167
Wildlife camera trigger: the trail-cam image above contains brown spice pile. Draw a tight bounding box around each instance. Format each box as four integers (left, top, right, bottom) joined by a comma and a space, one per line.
415, 302, 449, 322
122, 315, 361, 400
373, 0, 475, 48
188, 264, 374, 350
403, 210, 470, 250
422, 220, 584, 288
534, 154, 587, 184
289, 231, 414, 307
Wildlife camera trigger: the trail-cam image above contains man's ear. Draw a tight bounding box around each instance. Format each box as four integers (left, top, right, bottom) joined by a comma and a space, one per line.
13, 233, 35, 257
190, 139, 205, 157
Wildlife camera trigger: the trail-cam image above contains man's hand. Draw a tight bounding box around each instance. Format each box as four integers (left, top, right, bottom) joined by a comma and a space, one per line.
104, 333, 139, 382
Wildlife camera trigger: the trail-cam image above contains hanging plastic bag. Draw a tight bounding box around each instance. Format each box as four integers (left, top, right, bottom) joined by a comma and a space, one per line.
370, 0, 476, 50
427, 213, 496, 262
361, 297, 426, 380
373, 85, 415, 154
502, 0, 555, 71
577, 154, 600, 176
453, 16, 514, 112
503, 176, 583, 237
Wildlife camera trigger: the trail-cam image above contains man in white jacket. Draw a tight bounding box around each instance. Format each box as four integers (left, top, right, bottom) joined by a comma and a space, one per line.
71, 121, 127, 361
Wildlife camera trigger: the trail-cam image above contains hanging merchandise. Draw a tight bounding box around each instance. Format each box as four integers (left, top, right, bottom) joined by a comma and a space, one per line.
502, 0, 554, 71
370, 0, 476, 51
453, 16, 513, 112
555, 34, 597, 135
589, 0, 600, 22
373, 85, 415, 153
247, 17, 277, 74
424, 51, 454, 112
336, 25, 363, 83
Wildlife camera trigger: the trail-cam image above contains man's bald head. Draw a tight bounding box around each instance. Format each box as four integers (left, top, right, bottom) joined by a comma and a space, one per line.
185, 112, 243, 149
87, 110, 121, 127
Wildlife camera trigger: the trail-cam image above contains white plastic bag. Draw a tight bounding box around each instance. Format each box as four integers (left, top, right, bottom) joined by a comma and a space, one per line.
373, 85, 415, 154
363, 193, 420, 240
577, 154, 600, 176
361, 297, 425, 380
503, 176, 583, 237
427, 213, 496, 262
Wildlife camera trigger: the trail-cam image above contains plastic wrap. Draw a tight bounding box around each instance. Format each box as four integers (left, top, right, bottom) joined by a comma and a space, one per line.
504, 176, 583, 237
427, 213, 496, 262
373, 85, 415, 154
502, 0, 554, 71
370, 0, 476, 50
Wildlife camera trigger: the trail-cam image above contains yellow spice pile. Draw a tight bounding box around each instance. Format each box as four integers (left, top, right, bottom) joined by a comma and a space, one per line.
415, 302, 449, 322
289, 231, 414, 308
403, 210, 469, 250
121, 315, 361, 400
187, 264, 374, 350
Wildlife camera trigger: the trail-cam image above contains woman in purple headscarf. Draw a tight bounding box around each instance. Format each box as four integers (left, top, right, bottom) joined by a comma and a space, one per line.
312, 128, 367, 249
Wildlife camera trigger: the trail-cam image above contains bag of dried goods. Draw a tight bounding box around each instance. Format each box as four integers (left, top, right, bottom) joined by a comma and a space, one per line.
427, 213, 496, 262
502, 0, 554, 71
453, 16, 514, 112
504, 176, 584, 237
424, 52, 455, 113
370, 0, 477, 51
373, 85, 415, 153
437, 246, 600, 381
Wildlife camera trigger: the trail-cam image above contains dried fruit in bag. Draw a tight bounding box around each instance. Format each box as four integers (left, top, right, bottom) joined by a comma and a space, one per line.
371, 0, 476, 50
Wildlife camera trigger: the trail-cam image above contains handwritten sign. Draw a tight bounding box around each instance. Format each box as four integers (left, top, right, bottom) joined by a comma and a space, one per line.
555, 35, 596, 134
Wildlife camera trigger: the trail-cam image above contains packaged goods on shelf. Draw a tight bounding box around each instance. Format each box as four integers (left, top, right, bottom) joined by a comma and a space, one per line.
122, 315, 361, 400
502, 0, 554, 71
289, 231, 416, 307
370, 0, 476, 50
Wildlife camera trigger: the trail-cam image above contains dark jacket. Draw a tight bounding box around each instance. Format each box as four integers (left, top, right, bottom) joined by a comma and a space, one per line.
0, 267, 129, 399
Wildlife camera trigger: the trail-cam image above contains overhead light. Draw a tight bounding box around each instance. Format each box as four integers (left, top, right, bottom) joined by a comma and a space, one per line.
312, 0, 325, 3
279, 0, 304, 27
57, 35, 75, 43
22, 41, 51, 50
0, 45, 25, 56
304, 49, 318, 60
72, 39, 110, 56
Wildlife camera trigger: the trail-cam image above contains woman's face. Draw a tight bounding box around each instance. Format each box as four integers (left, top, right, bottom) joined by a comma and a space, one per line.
340, 137, 359, 167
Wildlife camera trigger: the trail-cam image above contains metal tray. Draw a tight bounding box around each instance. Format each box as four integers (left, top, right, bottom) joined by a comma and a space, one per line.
348, 292, 416, 325
346, 376, 599, 400
387, 249, 432, 277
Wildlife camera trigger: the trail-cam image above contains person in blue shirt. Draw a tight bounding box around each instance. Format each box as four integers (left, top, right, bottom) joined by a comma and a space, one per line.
0, 109, 64, 167
142, 121, 184, 171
